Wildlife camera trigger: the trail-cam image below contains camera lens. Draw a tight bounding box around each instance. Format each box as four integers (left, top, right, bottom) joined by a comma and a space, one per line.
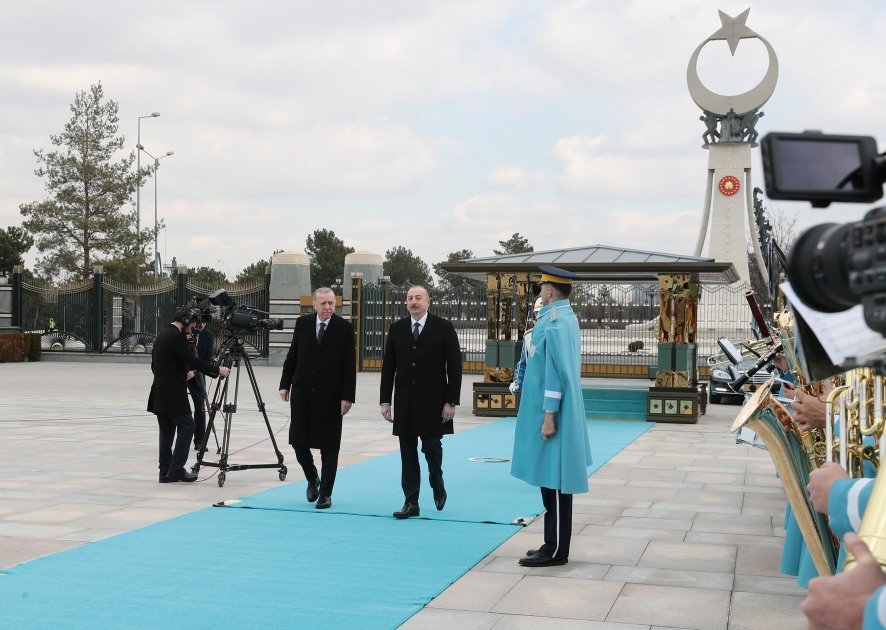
788, 222, 857, 312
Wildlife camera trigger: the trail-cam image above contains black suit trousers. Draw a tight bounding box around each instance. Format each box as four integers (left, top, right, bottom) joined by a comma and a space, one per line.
398, 435, 444, 504
157, 412, 195, 475
293, 446, 339, 497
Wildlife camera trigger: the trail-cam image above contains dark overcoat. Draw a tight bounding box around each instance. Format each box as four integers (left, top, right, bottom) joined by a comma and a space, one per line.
279, 313, 356, 449
379, 313, 462, 437
147, 323, 220, 415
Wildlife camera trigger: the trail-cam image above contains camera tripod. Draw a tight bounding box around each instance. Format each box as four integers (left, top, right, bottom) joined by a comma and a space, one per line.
192, 334, 287, 487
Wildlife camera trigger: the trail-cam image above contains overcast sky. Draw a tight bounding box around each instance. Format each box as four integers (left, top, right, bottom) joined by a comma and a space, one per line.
1, 1, 884, 280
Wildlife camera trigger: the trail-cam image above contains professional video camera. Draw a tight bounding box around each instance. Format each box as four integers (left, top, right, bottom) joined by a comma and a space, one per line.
208, 288, 283, 334
190, 296, 216, 322
761, 130, 886, 375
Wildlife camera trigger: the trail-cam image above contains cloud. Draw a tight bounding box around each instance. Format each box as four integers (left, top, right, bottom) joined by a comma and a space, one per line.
550, 135, 697, 198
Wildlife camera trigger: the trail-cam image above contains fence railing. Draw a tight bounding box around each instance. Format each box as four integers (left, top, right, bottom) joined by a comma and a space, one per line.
10, 267, 757, 373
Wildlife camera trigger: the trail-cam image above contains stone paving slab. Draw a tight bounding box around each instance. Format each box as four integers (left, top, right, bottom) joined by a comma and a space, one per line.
0, 362, 809, 628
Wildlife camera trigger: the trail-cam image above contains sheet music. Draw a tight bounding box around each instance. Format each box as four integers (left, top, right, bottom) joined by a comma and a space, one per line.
780, 281, 886, 365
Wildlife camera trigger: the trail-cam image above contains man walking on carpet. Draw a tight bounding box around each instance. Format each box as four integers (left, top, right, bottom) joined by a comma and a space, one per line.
279, 287, 356, 510
380, 284, 462, 519
510, 265, 592, 567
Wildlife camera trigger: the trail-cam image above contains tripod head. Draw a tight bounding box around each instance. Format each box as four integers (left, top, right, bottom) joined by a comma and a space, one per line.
214, 333, 251, 369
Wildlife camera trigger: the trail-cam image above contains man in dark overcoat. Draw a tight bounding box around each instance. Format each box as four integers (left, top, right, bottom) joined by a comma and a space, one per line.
188, 313, 216, 450
148, 306, 229, 483
279, 287, 356, 509
380, 284, 462, 518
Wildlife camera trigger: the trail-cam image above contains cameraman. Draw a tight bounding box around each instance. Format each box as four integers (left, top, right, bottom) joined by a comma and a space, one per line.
148, 306, 230, 483
188, 313, 216, 450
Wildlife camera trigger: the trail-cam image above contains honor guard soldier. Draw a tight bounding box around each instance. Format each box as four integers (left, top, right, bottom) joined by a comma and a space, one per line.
510, 265, 592, 567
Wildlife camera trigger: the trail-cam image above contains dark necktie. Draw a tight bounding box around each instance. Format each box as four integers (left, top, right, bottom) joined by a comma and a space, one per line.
413, 322, 420, 341
318, 322, 326, 342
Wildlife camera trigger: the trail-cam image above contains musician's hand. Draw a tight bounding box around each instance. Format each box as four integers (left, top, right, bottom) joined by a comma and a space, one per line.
279, 389, 290, 402
772, 350, 788, 373
807, 462, 848, 515
218, 366, 231, 378
341, 400, 352, 416
802, 533, 886, 630
790, 388, 827, 431
187, 370, 196, 380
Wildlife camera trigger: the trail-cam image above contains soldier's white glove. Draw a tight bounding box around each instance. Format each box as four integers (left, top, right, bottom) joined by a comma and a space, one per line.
508, 381, 519, 394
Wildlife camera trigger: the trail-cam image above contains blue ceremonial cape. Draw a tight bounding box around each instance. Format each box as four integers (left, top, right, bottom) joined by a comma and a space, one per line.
510, 299, 592, 494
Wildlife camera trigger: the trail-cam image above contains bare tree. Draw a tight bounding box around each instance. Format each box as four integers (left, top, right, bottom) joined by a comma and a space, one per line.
767, 205, 798, 252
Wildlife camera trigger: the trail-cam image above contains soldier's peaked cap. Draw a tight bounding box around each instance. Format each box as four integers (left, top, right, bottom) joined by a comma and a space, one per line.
539, 265, 576, 285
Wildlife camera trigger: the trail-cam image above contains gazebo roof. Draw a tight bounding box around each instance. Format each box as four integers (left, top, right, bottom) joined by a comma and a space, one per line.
437, 244, 738, 283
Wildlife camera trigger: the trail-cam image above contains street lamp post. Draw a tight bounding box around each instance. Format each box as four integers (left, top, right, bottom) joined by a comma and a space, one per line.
137, 144, 174, 277
136, 113, 160, 262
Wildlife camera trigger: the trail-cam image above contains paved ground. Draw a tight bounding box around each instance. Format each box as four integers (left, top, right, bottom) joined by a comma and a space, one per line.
0, 361, 806, 629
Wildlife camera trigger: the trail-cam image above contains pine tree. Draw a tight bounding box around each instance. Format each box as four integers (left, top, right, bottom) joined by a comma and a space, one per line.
19, 83, 153, 281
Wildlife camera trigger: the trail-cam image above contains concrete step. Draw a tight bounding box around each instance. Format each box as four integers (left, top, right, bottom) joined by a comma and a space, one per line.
582, 384, 648, 421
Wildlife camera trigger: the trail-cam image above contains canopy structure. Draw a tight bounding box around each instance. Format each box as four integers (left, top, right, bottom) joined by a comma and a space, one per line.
437, 245, 737, 423
436, 244, 738, 283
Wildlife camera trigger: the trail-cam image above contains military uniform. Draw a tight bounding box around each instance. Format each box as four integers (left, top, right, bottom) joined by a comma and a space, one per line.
511, 266, 592, 566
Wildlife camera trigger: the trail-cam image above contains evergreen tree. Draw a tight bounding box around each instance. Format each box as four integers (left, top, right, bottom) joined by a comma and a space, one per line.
19, 83, 153, 281
189, 266, 229, 287
384, 246, 433, 286
0, 226, 34, 276
493, 232, 533, 256
433, 249, 482, 290
236, 259, 270, 283
305, 229, 354, 291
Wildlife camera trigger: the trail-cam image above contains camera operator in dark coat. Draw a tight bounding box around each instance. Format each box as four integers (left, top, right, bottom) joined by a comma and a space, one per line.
188, 314, 216, 450
148, 306, 229, 483
380, 284, 462, 519
279, 288, 356, 510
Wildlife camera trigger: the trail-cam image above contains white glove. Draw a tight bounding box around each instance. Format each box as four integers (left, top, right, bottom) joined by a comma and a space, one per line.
508, 381, 519, 394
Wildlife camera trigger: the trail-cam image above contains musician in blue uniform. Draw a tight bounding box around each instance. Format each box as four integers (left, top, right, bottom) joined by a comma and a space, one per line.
803, 470, 886, 629
511, 266, 592, 567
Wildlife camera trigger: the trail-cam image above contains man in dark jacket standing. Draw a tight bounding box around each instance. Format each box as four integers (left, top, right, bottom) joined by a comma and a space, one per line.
380, 285, 462, 518
189, 313, 216, 450
148, 306, 229, 483
279, 287, 356, 510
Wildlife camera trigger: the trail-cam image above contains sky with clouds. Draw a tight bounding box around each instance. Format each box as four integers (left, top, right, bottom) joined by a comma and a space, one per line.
1, 1, 884, 280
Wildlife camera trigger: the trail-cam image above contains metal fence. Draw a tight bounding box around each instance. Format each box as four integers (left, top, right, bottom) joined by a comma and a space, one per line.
12, 268, 272, 356
11, 266, 757, 372
356, 281, 756, 377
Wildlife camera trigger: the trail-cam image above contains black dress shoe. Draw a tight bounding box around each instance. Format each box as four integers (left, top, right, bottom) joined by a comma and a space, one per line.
393, 502, 420, 519
306, 478, 320, 503
526, 548, 540, 556
159, 474, 172, 484
166, 469, 198, 482
434, 491, 447, 511
315, 495, 331, 509
518, 552, 567, 567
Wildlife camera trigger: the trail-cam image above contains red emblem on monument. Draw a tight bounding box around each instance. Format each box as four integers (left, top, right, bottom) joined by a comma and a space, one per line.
718, 175, 740, 196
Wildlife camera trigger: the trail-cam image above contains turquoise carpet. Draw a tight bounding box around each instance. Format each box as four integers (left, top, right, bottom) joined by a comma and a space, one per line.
0, 418, 651, 629
225, 418, 651, 524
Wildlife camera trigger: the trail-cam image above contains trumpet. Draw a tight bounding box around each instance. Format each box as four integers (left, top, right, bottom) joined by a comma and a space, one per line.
706, 337, 771, 366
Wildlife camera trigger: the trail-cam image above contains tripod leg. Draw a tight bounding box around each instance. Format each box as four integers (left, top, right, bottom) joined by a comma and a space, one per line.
193, 372, 228, 473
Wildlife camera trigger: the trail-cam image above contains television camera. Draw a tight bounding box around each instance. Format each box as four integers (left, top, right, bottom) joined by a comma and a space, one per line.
208, 288, 283, 334
761, 131, 886, 375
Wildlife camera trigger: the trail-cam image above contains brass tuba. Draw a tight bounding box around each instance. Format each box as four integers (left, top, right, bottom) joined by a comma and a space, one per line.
844, 443, 886, 571
732, 379, 838, 576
